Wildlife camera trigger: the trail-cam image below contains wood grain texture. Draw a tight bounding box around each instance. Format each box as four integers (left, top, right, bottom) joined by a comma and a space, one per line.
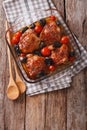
4, 95, 26, 130
25, 95, 46, 130
65, 0, 87, 130
45, 90, 67, 130
0, 0, 87, 130
52, 0, 65, 17
0, 0, 6, 129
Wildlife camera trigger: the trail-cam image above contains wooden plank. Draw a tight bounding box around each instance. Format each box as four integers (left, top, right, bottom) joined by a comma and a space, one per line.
0, 0, 6, 129
1, 1, 26, 130
52, 0, 65, 17
4, 95, 26, 130
84, 68, 87, 130
45, 90, 67, 130
65, 0, 87, 130
25, 95, 46, 130
25, 1, 67, 130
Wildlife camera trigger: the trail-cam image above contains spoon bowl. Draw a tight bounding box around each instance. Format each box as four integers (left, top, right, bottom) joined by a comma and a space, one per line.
16, 81, 26, 94
7, 84, 19, 100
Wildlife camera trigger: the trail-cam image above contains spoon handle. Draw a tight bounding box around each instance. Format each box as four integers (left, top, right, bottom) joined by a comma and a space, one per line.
7, 47, 13, 78
14, 61, 21, 81
6, 22, 13, 79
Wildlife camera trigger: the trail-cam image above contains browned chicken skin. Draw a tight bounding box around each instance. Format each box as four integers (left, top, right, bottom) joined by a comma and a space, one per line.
40, 21, 61, 46
19, 29, 40, 53
25, 54, 48, 79
51, 44, 69, 65
15, 16, 74, 80
19, 22, 61, 54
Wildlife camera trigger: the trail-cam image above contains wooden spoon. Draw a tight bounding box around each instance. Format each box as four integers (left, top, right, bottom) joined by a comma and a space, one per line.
14, 61, 26, 94
6, 21, 19, 100
7, 47, 20, 100
6, 21, 26, 95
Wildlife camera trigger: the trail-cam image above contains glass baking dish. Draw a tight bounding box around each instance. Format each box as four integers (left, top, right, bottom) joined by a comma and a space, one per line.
5, 9, 81, 83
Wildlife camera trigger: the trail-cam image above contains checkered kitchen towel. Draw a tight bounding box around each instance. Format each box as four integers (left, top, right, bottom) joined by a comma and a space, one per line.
3, 0, 87, 96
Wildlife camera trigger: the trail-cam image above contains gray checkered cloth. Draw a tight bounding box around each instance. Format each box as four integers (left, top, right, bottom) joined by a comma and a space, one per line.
3, 0, 87, 96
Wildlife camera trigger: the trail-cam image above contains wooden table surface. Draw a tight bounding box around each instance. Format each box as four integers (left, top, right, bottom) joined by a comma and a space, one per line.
0, 0, 87, 130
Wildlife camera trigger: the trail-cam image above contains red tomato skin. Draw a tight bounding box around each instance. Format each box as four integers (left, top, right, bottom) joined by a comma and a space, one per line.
50, 15, 56, 20
41, 47, 51, 56
15, 31, 22, 38
61, 36, 69, 44
11, 31, 22, 44
35, 25, 43, 33
49, 65, 56, 71
11, 36, 19, 44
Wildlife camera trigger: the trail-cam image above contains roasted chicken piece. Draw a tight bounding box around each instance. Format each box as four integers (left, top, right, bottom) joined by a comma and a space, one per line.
25, 54, 48, 79
19, 29, 40, 53
51, 44, 69, 65
40, 21, 61, 46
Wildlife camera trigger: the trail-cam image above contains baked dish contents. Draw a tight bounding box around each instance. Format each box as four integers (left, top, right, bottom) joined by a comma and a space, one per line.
19, 29, 40, 53
11, 15, 75, 80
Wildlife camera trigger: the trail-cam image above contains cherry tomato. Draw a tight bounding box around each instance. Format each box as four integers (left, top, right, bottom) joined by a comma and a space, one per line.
41, 47, 51, 56
11, 31, 22, 44
11, 36, 19, 44
35, 25, 43, 33
61, 36, 69, 44
15, 31, 22, 38
69, 56, 75, 62
49, 65, 56, 71
50, 15, 56, 20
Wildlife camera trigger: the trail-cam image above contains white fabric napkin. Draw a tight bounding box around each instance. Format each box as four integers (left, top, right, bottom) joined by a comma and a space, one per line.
3, 0, 87, 96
